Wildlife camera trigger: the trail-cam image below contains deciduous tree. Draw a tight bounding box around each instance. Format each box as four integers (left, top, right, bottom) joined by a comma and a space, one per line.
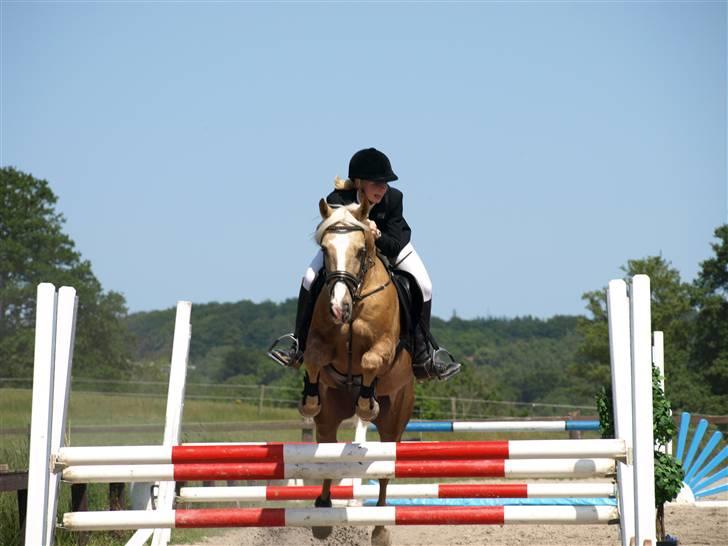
0, 167, 131, 377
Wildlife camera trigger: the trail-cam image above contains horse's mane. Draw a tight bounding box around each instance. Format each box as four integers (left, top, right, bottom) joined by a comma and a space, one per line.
314, 204, 370, 245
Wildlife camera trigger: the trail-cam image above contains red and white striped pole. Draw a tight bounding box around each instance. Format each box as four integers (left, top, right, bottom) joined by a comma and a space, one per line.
61, 458, 617, 483
178, 483, 617, 502
55, 439, 626, 467
63, 505, 620, 531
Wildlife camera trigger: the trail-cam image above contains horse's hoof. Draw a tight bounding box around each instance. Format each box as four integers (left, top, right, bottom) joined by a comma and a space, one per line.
355, 396, 380, 421
298, 395, 321, 418
312, 526, 333, 540
372, 525, 391, 546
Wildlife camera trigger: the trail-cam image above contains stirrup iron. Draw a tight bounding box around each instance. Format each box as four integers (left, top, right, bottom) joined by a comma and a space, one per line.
267, 333, 303, 369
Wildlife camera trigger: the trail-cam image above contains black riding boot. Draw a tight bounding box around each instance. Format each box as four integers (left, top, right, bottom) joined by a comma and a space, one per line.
412, 300, 462, 381
267, 285, 314, 368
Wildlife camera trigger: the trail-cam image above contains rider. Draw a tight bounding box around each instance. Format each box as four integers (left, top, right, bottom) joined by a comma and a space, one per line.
268, 147, 461, 381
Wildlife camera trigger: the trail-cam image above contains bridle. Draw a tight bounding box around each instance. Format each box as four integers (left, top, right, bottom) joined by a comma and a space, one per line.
321, 224, 392, 390
322, 225, 390, 304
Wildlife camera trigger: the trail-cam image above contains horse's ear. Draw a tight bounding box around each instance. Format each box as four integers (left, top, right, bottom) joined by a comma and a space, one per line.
319, 198, 333, 219
355, 190, 371, 221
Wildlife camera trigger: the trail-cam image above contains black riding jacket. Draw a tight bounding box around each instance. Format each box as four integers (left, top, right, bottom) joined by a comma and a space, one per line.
326, 187, 412, 262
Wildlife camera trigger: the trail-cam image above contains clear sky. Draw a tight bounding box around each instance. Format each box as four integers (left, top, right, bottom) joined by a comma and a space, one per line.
2, 1, 726, 319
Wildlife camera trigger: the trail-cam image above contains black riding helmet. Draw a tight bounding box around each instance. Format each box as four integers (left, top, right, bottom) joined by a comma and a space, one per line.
348, 148, 398, 183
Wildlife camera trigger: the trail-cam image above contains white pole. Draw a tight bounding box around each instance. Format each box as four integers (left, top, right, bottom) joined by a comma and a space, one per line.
151, 301, 192, 546
25, 283, 58, 546
45, 287, 78, 546
607, 279, 635, 546
652, 331, 670, 455
630, 275, 657, 545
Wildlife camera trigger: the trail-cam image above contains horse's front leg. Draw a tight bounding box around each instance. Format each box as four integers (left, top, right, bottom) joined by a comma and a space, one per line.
356, 339, 394, 422
298, 362, 322, 418
311, 409, 339, 540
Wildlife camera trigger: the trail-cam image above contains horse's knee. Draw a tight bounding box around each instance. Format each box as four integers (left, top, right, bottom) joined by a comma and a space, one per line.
361, 351, 383, 373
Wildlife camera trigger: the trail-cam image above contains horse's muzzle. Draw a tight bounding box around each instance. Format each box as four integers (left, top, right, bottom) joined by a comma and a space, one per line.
330, 301, 351, 324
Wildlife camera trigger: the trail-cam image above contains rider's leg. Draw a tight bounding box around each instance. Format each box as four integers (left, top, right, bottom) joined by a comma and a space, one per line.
395, 243, 461, 381
268, 251, 323, 368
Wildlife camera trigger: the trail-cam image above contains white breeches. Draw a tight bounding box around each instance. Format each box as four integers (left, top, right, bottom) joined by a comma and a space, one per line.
302, 242, 432, 302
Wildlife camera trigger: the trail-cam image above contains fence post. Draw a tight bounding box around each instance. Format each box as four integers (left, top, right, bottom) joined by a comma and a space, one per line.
17, 487, 27, 539
568, 411, 582, 440
109, 483, 125, 510
71, 483, 88, 546
258, 385, 266, 415
301, 419, 314, 442
450, 397, 457, 420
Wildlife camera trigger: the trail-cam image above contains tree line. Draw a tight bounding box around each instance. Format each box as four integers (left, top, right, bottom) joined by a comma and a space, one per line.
2, 167, 726, 415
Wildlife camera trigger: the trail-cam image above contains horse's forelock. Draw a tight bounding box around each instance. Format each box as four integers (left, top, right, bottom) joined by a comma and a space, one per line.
314, 206, 370, 245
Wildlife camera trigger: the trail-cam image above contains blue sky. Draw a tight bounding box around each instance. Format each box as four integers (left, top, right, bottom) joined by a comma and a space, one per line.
2, 1, 726, 319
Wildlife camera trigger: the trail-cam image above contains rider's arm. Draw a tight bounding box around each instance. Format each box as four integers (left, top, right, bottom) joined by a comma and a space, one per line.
375, 190, 411, 259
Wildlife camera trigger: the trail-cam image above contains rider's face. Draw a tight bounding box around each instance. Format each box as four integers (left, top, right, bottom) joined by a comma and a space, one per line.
358, 180, 388, 205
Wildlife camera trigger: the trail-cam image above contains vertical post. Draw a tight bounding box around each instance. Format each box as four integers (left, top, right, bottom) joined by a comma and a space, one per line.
46, 286, 78, 546
630, 275, 657, 546
70, 483, 88, 546
607, 279, 635, 546
450, 397, 457, 421
17, 488, 27, 540
109, 483, 125, 511
258, 385, 266, 416
567, 411, 582, 440
151, 301, 192, 546
25, 283, 57, 546
652, 332, 670, 455
301, 419, 314, 442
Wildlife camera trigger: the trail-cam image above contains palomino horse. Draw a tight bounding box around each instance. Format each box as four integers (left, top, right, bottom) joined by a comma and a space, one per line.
298, 194, 415, 546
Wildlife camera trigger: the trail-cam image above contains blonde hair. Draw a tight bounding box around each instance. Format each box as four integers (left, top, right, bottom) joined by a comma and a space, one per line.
334, 176, 356, 191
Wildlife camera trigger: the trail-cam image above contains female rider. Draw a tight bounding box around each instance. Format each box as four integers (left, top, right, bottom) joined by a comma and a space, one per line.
269, 147, 460, 381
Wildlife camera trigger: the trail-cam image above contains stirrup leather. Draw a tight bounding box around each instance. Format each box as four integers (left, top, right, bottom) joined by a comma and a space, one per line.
267, 333, 303, 369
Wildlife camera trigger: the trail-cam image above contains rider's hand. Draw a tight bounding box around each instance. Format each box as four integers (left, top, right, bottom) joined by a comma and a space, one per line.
367, 220, 381, 239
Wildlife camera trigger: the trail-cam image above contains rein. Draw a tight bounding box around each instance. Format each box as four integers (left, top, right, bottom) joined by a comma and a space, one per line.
322, 225, 392, 390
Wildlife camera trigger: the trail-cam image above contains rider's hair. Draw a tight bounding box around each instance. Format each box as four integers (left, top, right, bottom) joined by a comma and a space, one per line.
334, 176, 356, 191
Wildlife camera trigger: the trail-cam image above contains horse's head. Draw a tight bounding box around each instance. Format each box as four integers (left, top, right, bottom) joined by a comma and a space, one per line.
315, 193, 374, 324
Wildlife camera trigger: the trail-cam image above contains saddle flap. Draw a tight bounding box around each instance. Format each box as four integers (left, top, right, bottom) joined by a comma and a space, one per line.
391, 269, 423, 337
